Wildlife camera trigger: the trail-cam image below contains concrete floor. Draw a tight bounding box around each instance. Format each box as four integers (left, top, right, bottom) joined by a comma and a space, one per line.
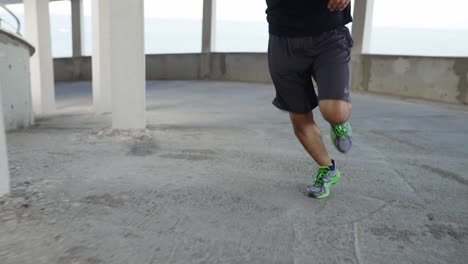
1, 81, 467, 264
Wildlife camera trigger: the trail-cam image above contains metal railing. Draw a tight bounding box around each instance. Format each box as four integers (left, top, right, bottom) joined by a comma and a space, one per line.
0, 3, 21, 36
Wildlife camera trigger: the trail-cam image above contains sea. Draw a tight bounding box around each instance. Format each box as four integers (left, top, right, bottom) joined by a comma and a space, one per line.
3, 14, 468, 58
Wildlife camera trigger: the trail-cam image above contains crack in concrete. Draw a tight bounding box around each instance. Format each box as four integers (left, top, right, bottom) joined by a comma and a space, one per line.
369, 129, 427, 151
167, 239, 179, 264
350, 200, 395, 225
292, 224, 297, 264
419, 164, 468, 188
390, 168, 426, 207
366, 135, 427, 206
353, 222, 363, 264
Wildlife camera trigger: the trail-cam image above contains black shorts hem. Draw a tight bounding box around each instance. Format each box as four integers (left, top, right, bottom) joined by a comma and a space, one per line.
272, 99, 318, 114
318, 95, 352, 103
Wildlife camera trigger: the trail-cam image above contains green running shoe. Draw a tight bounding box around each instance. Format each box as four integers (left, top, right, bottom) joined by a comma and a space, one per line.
306, 161, 341, 199
330, 122, 353, 153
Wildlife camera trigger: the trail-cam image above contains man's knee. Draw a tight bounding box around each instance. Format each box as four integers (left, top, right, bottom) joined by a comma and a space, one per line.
319, 100, 352, 125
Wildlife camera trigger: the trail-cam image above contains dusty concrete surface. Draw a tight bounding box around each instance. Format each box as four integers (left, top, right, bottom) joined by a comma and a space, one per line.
1, 81, 468, 264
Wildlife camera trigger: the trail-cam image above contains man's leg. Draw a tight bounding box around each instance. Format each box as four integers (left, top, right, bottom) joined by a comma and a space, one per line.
267, 34, 341, 199
290, 111, 341, 199
313, 27, 355, 153
289, 112, 332, 167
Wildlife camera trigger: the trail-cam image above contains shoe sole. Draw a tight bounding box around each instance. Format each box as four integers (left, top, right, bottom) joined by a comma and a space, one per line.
308, 170, 342, 199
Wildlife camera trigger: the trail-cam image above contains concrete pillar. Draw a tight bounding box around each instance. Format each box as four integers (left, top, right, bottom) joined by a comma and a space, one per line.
24, 0, 56, 115
91, 0, 112, 113
0, 89, 10, 197
200, 0, 216, 78
109, 0, 146, 129
71, 0, 83, 57
351, 0, 374, 54
94, 0, 146, 129
202, 0, 216, 53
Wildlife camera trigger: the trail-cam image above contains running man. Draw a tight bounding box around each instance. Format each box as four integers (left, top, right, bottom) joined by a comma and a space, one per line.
266, 0, 354, 198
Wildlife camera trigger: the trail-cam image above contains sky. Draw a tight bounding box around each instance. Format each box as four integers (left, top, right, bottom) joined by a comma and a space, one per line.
373, 0, 468, 29
5, 0, 468, 29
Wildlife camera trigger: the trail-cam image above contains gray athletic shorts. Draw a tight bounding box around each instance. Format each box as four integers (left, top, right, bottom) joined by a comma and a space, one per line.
268, 26, 354, 113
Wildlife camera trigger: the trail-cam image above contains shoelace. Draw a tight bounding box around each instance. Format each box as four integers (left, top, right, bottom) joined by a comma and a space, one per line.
334, 125, 348, 139
314, 167, 330, 187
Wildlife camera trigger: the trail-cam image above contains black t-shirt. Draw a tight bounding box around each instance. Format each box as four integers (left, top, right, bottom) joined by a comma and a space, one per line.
266, 0, 352, 37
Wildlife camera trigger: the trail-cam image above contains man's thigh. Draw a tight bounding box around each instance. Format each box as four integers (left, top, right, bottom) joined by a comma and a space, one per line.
312, 27, 353, 103
268, 35, 319, 113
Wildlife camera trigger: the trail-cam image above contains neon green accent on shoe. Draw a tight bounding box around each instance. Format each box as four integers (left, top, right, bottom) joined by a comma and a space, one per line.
315, 170, 341, 199
313, 166, 332, 186
334, 123, 352, 138
330, 122, 353, 153
306, 163, 342, 199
